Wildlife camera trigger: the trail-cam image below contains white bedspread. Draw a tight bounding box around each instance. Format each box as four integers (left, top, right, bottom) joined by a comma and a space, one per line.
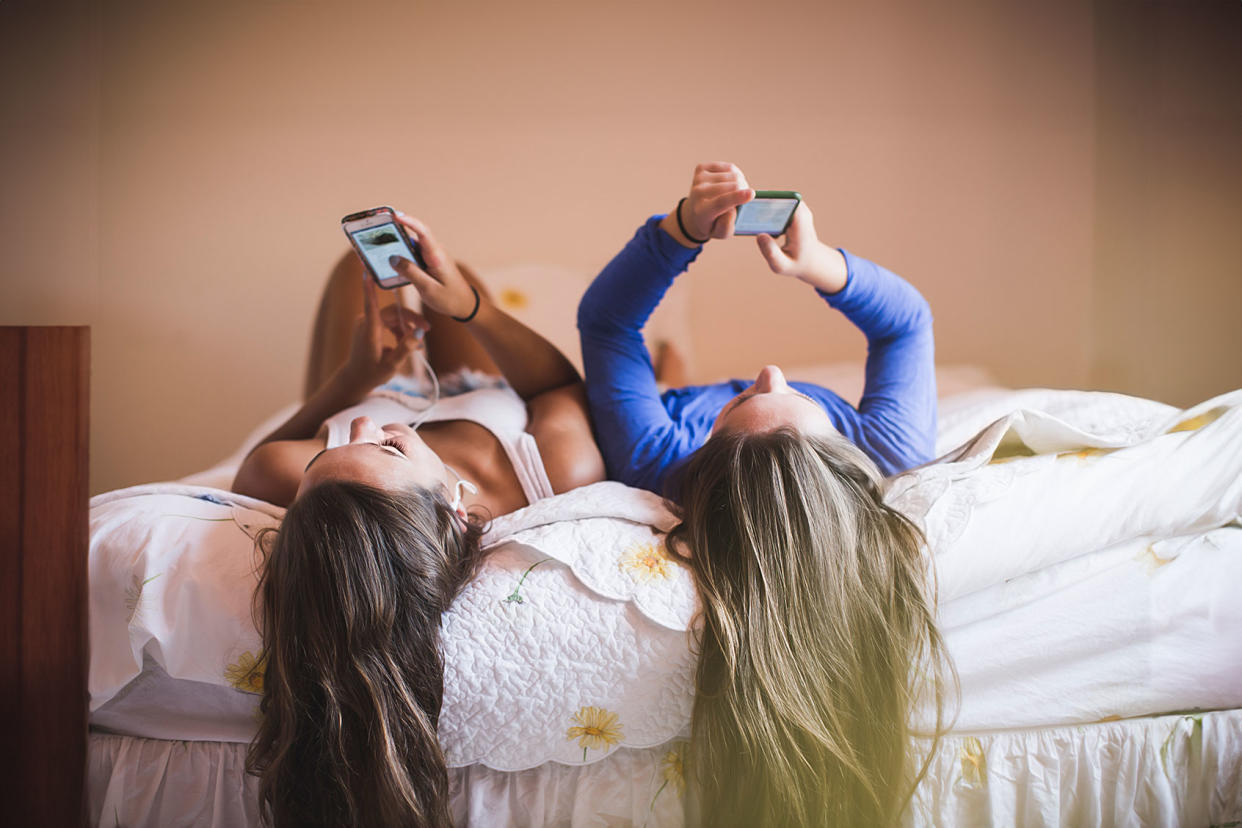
88, 388, 1242, 772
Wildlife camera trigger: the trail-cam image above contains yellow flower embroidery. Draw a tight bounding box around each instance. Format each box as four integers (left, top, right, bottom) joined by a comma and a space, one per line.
1057, 447, 1114, 463
958, 737, 986, 786
499, 288, 529, 310
224, 651, 266, 693
619, 542, 675, 582
1168, 408, 1224, 434
567, 706, 623, 758
124, 573, 161, 623
1136, 544, 1175, 574
661, 742, 687, 795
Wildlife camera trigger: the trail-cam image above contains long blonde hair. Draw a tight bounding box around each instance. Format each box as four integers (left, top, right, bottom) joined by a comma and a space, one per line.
667, 428, 952, 826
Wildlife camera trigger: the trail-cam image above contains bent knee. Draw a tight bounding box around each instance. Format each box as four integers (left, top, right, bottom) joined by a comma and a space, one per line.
528, 385, 606, 493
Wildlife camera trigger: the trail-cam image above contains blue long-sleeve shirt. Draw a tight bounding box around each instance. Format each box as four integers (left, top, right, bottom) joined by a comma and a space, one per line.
577, 216, 936, 495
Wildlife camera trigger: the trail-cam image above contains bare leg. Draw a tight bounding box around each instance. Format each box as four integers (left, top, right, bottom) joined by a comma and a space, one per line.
526, 383, 606, 494
653, 340, 689, 388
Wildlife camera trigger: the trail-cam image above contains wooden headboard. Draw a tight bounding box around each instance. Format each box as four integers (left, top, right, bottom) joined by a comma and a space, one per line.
0, 326, 89, 825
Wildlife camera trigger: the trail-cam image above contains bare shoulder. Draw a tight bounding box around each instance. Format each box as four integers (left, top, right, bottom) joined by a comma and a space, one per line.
525, 383, 606, 494
231, 437, 325, 507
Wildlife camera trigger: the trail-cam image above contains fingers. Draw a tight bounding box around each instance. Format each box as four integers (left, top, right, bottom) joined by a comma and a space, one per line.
685, 162, 754, 239
693, 162, 749, 187
390, 255, 444, 295
701, 185, 754, 219
710, 207, 738, 240
380, 333, 419, 371
756, 233, 795, 275
395, 214, 450, 280
378, 303, 429, 339
785, 202, 817, 246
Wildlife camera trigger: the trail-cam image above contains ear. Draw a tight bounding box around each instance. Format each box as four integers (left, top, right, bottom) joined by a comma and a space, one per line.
666, 535, 693, 561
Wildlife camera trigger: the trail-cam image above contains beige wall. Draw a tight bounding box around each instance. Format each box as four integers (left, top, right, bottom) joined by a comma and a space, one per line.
1, 0, 1237, 495
1092, 1, 1242, 404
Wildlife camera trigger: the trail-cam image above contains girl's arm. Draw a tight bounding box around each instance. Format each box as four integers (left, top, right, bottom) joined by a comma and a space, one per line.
390, 215, 579, 401
231, 278, 426, 503
575, 163, 756, 490
756, 203, 936, 471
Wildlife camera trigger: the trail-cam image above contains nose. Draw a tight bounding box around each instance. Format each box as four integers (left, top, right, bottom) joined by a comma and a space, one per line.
348, 416, 383, 442
752, 364, 787, 394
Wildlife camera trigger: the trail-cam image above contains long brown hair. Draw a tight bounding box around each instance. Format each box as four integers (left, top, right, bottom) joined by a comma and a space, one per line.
248, 481, 484, 827
667, 428, 953, 826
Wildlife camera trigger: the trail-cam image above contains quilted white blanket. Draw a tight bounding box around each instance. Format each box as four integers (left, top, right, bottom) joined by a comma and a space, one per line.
88, 389, 1242, 772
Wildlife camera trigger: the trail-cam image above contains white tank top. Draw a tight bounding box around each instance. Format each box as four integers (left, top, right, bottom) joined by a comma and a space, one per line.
320, 376, 555, 505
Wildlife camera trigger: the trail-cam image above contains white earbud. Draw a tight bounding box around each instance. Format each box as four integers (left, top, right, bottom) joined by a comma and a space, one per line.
449, 476, 479, 512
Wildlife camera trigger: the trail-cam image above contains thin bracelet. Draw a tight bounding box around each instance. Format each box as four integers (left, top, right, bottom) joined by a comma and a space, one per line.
676, 198, 709, 245
451, 286, 481, 323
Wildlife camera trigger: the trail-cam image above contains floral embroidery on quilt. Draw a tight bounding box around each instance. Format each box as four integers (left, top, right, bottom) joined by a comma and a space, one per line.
567, 705, 623, 761
1167, 407, 1225, 434
1136, 544, 1177, 575
619, 541, 679, 583
1160, 713, 1204, 781
957, 736, 986, 787
1056, 447, 1116, 463
224, 650, 266, 694
501, 557, 552, 605
124, 572, 161, 624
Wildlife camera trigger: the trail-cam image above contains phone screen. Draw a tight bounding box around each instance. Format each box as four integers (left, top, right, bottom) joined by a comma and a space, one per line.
735, 198, 799, 235
349, 221, 417, 284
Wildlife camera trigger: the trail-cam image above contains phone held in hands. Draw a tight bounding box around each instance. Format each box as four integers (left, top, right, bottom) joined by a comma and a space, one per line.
341, 206, 427, 289
734, 190, 802, 236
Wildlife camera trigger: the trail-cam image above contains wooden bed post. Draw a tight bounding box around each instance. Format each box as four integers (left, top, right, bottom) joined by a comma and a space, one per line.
0, 326, 90, 826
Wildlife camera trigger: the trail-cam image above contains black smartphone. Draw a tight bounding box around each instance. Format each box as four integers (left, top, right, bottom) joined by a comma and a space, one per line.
341, 206, 427, 289
734, 190, 802, 236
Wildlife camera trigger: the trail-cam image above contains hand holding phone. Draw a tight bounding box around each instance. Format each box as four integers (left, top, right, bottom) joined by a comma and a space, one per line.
678, 162, 756, 242
387, 214, 482, 321
754, 201, 848, 294
734, 191, 802, 236
341, 206, 427, 289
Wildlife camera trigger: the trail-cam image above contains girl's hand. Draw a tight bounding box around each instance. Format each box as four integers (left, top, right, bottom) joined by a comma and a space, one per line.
341, 274, 428, 394
755, 202, 848, 294
389, 215, 480, 319
681, 162, 756, 242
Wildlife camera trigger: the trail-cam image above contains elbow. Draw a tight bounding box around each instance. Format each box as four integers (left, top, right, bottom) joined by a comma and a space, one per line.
576, 290, 606, 334
908, 287, 934, 333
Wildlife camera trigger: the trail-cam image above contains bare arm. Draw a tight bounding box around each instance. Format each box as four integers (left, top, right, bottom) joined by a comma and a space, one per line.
231, 276, 426, 503
390, 215, 580, 400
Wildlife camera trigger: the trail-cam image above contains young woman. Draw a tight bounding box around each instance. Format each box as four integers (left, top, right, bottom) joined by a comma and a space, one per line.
234, 214, 604, 827
577, 162, 953, 826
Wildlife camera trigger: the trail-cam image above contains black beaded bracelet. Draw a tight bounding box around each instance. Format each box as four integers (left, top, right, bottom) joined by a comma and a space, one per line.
451, 286, 481, 323
676, 198, 709, 245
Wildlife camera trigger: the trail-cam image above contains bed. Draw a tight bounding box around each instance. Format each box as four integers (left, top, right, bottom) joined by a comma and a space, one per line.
78, 365, 1242, 826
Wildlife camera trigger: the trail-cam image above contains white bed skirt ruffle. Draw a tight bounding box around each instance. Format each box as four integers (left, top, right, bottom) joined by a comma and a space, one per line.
89, 708, 1242, 827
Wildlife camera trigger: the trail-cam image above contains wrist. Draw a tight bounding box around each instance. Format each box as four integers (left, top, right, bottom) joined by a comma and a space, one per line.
799, 244, 848, 294
661, 209, 702, 249
450, 285, 482, 322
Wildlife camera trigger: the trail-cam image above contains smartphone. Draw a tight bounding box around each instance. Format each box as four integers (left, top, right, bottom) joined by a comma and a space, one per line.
734, 190, 802, 236
341, 206, 427, 289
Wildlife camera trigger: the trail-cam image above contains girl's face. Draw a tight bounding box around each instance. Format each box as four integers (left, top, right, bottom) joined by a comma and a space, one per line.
711, 365, 837, 438
297, 416, 454, 499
